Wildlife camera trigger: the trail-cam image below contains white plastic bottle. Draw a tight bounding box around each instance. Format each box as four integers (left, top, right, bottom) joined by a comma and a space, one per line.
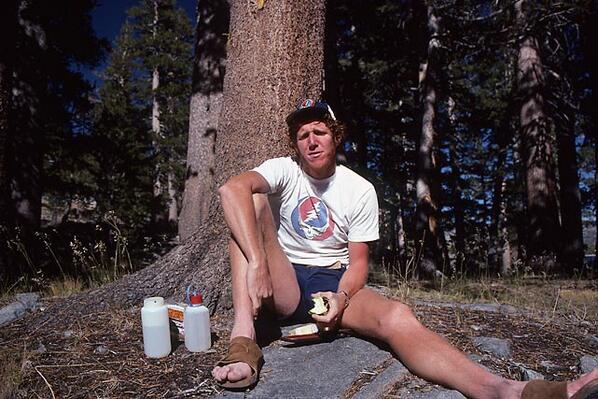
184, 290, 211, 352
141, 296, 171, 358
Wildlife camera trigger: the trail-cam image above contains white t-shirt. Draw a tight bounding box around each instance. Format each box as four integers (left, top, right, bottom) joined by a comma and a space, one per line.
252, 157, 379, 267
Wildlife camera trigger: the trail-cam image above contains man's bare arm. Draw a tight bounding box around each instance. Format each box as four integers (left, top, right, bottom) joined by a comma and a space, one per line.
218, 171, 272, 315
311, 241, 370, 325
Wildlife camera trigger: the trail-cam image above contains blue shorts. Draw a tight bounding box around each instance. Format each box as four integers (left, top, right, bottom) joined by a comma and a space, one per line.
286, 263, 347, 324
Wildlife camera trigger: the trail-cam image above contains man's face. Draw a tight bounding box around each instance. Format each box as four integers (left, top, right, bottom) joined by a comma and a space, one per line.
294, 120, 338, 179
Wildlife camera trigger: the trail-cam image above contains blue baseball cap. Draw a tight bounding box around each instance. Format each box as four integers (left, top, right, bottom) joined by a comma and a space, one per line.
285, 99, 337, 127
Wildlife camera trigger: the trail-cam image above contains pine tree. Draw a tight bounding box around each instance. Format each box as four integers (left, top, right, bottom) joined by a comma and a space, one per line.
128, 0, 193, 229
89, 23, 154, 249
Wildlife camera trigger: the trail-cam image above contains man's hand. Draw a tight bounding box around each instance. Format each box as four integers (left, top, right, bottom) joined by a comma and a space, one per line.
246, 259, 273, 317
310, 291, 346, 330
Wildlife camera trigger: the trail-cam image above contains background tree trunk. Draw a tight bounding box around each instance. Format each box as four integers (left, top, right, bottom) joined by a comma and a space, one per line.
38, 0, 327, 322
415, 5, 445, 278
151, 0, 165, 226
555, 111, 583, 271
515, 0, 560, 261
489, 119, 511, 274
0, 0, 18, 280
179, 0, 229, 242
11, 0, 44, 234
447, 97, 464, 274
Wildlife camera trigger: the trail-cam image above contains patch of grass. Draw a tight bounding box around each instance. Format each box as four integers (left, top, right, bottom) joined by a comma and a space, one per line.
0, 346, 28, 399
376, 275, 598, 322
46, 277, 85, 298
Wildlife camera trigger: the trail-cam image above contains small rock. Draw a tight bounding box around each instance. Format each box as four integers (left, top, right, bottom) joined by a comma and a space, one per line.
468, 354, 483, 363
519, 366, 544, 381
94, 345, 108, 354
579, 356, 598, 374
540, 360, 566, 373
584, 335, 598, 349
63, 330, 74, 338
470, 325, 482, 332
472, 337, 512, 359
34, 343, 47, 354
469, 304, 501, 313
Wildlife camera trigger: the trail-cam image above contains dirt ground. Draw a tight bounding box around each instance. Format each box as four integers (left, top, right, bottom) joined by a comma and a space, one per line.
1, 280, 597, 399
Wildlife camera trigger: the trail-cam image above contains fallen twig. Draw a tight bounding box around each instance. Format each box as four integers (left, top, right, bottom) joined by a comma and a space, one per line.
34, 366, 56, 399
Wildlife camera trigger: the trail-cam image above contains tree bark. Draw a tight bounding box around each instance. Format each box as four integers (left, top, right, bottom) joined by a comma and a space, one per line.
515, 0, 560, 260
37, 0, 327, 323
415, 5, 445, 278
179, 0, 229, 242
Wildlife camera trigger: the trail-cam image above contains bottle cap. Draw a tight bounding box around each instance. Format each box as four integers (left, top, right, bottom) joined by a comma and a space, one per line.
189, 293, 203, 305
144, 296, 164, 308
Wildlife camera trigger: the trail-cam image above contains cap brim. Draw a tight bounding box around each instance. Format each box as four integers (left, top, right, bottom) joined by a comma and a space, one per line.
286, 107, 329, 127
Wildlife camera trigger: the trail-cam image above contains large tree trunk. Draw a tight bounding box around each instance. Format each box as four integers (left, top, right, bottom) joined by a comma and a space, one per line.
515, 0, 560, 261
415, 5, 445, 278
38, 0, 326, 323
179, 0, 229, 242
555, 112, 583, 271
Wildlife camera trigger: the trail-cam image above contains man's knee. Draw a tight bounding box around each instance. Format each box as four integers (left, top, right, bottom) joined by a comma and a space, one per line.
378, 301, 421, 340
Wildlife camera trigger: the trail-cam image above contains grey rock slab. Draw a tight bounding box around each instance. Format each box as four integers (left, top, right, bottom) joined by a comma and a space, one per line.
579, 355, 598, 374
213, 335, 392, 399
352, 359, 409, 399
395, 387, 466, 398
0, 292, 41, 327
0, 302, 27, 327
15, 292, 40, 309
472, 337, 512, 359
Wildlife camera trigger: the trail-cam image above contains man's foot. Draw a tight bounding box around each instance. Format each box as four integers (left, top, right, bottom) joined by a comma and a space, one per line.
568, 369, 598, 398
212, 336, 264, 389
212, 362, 253, 385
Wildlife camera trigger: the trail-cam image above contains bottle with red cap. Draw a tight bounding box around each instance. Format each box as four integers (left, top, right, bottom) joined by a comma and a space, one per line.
184, 285, 211, 352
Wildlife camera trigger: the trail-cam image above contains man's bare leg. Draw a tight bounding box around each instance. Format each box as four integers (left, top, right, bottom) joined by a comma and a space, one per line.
340, 288, 597, 399
212, 194, 300, 384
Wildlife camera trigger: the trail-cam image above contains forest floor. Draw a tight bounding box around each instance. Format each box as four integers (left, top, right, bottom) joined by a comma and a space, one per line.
0, 278, 596, 398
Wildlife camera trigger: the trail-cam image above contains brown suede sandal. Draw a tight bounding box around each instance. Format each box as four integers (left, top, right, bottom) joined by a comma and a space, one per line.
521, 378, 598, 399
521, 380, 568, 399
215, 336, 264, 389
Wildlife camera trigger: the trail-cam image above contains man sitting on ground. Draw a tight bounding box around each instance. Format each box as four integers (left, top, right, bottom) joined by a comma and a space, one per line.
211, 99, 598, 398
